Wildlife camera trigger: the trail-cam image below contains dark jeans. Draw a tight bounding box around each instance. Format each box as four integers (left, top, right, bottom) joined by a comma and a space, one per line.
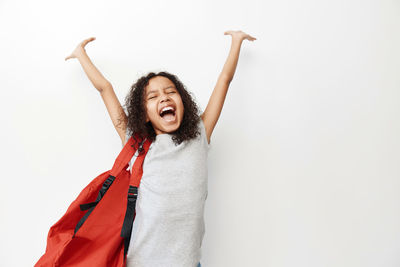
197, 262, 201, 267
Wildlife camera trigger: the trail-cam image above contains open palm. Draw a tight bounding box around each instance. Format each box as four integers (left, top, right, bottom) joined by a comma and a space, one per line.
65, 37, 96, 61
224, 30, 257, 42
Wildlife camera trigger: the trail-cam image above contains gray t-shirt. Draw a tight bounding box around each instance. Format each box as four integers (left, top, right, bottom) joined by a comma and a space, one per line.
123, 119, 211, 267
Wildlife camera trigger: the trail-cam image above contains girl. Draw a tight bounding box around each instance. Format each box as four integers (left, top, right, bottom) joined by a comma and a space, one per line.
65, 30, 256, 267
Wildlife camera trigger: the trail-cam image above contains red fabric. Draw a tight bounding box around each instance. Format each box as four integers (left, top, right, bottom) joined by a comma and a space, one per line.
35, 135, 152, 267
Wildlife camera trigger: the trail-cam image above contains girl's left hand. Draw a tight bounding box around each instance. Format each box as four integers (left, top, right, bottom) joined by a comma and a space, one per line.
224, 30, 257, 42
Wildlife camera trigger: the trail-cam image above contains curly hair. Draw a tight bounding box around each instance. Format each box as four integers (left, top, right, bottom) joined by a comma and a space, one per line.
123, 71, 202, 153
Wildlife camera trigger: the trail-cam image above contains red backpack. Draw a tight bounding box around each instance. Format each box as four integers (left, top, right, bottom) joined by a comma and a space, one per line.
35, 135, 152, 267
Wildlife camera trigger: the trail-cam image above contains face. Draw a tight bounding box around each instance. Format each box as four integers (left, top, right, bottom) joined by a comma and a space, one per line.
144, 76, 185, 135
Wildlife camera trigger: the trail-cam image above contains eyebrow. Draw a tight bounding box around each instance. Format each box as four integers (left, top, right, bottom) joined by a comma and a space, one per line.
146, 86, 176, 96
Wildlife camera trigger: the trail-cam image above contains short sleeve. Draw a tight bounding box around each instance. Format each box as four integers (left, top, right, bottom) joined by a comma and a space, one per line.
122, 130, 130, 147
199, 119, 211, 152
123, 130, 133, 171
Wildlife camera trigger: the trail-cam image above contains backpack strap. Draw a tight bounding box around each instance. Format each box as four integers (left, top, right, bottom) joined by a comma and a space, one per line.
121, 136, 152, 257
74, 134, 149, 235
109, 133, 146, 177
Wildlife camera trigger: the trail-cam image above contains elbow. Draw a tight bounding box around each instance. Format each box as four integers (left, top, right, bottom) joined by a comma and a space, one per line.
98, 82, 113, 93
220, 75, 233, 84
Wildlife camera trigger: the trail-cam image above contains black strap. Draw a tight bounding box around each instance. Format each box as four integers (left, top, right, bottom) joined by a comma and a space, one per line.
120, 186, 138, 256
73, 175, 116, 235
121, 139, 146, 256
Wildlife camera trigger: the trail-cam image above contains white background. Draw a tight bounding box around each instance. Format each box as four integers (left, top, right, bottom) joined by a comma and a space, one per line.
0, 0, 399, 266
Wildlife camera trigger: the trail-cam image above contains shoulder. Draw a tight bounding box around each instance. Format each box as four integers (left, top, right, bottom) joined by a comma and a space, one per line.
198, 117, 211, 151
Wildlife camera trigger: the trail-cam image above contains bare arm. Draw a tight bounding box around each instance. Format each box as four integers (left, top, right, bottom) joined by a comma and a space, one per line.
100, 85, 128, 144
65, 37, 127, 143
201, 30, 256, 143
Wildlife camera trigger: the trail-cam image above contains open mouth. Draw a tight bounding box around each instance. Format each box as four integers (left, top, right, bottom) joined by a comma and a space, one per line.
159, 107, 176, 122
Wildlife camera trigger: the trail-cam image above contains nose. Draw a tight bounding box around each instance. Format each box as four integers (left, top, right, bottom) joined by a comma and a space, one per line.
160, 93, 171, 103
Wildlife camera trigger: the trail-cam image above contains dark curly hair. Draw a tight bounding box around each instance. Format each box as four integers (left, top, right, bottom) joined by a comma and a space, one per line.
123, 71, 202, 153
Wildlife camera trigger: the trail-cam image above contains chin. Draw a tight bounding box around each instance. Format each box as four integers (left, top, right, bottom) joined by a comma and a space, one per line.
155, 119, 182, 135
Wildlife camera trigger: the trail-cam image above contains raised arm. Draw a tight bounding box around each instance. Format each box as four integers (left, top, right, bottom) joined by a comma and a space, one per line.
65, 37, 127, 143
201, 30, 256, 144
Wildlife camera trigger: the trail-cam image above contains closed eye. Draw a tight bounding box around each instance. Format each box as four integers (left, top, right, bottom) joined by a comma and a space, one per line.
148, 91, 175, 99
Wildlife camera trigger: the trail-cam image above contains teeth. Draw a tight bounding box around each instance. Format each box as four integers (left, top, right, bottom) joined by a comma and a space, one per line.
160, 106, 174, 115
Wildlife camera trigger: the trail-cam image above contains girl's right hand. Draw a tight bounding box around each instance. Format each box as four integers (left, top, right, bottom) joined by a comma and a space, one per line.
65, 37, 96, 61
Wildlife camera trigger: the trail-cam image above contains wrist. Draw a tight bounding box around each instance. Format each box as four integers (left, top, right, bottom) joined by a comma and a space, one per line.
232, 37, 243, 44
76, 47, 87, 58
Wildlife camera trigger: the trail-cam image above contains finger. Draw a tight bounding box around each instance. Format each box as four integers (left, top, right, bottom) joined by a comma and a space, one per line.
82, 37, 96, 46
246, 34, 256, 41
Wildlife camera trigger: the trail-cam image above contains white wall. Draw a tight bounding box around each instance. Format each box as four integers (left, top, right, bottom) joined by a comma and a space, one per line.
0, 0, 399, 266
